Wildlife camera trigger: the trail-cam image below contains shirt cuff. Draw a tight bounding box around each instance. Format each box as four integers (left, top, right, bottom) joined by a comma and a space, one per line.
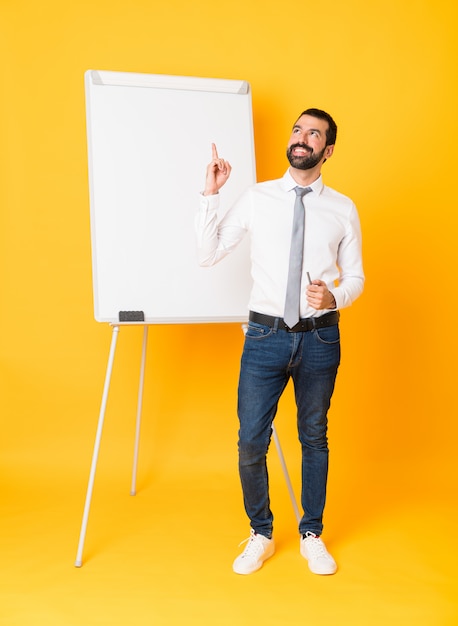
199, 193, 220, 211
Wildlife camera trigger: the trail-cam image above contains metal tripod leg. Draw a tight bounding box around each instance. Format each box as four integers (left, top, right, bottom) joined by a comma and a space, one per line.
130, 325, 148, 496
74, 325, 120, 567
272, 424, 301, 523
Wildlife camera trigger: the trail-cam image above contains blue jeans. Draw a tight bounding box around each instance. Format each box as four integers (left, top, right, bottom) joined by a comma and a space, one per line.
237, 318, 341, 539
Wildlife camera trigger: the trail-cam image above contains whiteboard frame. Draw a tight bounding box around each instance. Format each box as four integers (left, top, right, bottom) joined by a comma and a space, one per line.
85, 70, 256, 324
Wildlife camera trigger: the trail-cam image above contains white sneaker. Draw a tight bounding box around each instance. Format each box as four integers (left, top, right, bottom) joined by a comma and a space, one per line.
233, 529, 275, 575
300, 532, 337, 575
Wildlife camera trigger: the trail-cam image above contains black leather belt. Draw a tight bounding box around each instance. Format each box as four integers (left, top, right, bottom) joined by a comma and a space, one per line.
249, 310, 340, 332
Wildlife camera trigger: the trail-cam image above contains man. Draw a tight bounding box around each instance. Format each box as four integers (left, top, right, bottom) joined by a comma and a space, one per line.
196, 108, 364, 575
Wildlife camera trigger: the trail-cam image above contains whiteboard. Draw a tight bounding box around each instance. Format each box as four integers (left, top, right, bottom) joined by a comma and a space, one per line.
85, 70, 255, 324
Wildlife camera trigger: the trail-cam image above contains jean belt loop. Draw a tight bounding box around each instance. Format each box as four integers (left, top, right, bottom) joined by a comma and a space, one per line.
273, 317, 279, 331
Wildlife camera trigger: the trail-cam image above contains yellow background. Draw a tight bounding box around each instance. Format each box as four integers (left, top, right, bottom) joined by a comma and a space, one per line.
1, 0, 457, 624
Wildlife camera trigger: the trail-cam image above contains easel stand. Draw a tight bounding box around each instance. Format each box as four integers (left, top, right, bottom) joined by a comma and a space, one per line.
74, 324, 299, 567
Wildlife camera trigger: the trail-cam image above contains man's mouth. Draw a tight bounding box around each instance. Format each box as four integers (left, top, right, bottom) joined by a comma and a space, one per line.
291, 144, 313, 156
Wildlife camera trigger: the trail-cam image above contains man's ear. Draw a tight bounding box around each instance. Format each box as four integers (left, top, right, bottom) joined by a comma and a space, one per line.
324, 144, 335, 159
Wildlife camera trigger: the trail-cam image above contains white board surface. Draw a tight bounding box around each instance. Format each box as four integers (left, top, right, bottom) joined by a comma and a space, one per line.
85, 70, 255, 324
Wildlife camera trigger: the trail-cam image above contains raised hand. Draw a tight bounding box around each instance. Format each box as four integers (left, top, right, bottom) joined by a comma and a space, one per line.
203, 143, 232, 196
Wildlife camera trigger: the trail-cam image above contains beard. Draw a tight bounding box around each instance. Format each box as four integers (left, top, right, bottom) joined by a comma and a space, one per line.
286, 143, 327, 170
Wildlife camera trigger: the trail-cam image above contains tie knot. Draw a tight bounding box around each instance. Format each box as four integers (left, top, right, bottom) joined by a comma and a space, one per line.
295, 186, 312, 198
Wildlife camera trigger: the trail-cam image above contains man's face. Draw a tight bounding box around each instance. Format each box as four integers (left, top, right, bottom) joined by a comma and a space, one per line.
286, 114, 333, 170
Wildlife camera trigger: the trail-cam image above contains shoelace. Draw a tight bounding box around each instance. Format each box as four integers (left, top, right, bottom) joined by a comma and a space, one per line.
303, 532, 329, 559
238, 532, 264, 558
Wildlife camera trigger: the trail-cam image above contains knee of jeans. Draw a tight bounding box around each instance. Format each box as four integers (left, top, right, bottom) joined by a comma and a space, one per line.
301, 437, 328, 452
299, 427, 328, 451
238, 439, 270, 466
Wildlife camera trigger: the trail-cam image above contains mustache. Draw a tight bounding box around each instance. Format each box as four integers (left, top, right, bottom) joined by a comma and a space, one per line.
289, 143, 313, 154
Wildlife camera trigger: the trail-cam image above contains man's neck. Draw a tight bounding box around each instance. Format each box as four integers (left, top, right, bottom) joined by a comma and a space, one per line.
288, 165, 322, 187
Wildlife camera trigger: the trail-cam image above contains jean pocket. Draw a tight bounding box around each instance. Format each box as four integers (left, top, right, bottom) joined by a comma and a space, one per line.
245, 322, 273, 340
313, 324, 340, 345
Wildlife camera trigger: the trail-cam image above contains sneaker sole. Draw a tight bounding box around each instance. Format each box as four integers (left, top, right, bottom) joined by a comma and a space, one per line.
305, 560, 337, 575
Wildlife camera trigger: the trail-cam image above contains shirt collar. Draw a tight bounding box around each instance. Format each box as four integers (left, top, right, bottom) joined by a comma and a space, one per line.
281, 169, 324, 195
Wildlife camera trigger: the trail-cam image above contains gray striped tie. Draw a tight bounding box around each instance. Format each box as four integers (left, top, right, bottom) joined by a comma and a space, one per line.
284, 186, 312, 328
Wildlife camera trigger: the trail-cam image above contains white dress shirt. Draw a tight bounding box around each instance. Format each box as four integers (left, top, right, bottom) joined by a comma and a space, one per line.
196, 170, 364, 319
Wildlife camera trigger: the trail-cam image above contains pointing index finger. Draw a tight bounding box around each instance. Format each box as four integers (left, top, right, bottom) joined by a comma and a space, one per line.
211, 143, 219, 160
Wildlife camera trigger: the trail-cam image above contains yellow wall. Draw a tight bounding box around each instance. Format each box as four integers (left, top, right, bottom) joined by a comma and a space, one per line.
1, 0, 457, 521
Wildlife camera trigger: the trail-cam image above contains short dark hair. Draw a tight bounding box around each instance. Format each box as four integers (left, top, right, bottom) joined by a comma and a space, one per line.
296, 108, 337, 146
